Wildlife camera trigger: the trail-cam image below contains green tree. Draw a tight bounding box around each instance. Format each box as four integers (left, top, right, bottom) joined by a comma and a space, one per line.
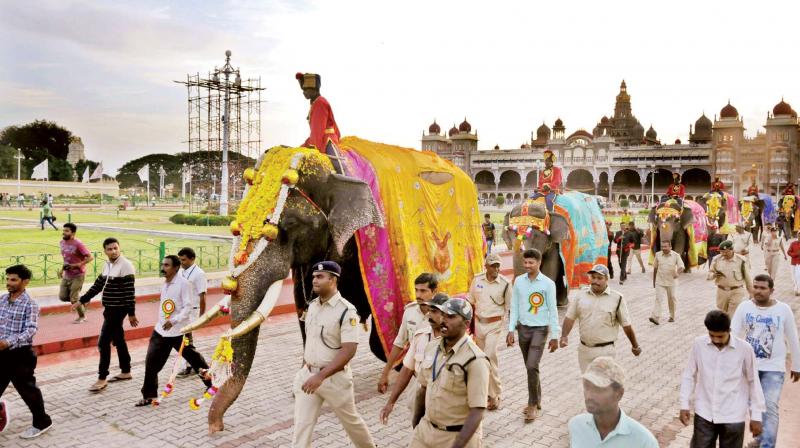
0, 120, 73, 160
0, 145, 19, 179
74, 159, 100, 181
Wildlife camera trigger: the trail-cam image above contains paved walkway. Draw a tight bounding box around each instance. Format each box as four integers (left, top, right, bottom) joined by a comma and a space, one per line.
1, 246, 799, 447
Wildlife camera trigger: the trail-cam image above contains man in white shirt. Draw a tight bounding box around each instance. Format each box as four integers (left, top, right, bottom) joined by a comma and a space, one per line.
728, 225, 752, 265
135, 255, 210, 407
176, 247, 207, 377
679, 310, 765, 448
731, 274, 800, 448
651, 240, 684, 324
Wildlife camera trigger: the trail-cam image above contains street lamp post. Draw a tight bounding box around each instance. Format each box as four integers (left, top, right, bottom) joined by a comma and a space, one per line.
212, 50, 242, 217
15, 148, 23, 194
650, 164, 656, 206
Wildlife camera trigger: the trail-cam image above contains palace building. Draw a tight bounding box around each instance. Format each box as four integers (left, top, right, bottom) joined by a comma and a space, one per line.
421, 81, 800, 205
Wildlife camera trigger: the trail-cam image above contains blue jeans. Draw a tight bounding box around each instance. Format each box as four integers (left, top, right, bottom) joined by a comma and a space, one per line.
486, 239, 493, 254
756, 370, 785, 448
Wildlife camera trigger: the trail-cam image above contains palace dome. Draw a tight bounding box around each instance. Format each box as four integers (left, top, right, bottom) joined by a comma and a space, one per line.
720, 101, 739, 119
458, 118, 471, 133
695, 114, 712, 131
428, 120, 441, 134
773, 99, 796, 117
448, 125, 459, 137
646, 125, 657, 139
536, 123, 551, 139
554, 118, 563, 127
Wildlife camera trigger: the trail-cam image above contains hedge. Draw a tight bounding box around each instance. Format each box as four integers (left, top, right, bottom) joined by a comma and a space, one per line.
169, 214, 235, 226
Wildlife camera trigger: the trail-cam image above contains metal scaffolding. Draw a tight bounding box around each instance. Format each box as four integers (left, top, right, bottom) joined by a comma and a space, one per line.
176, 51, 264, 214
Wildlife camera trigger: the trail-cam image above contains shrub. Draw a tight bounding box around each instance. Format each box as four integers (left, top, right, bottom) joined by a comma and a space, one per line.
495, 196, 505, 206
619, 199, 630, 208
169, 214, 235, 226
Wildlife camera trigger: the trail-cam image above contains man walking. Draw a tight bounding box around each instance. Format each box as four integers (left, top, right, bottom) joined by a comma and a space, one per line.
605, 221, 614, 279
568, 357, 657, 447
787, 231, 800, 295
378, 273, 436, 393
468, 253, 511, 410
410, 298, 489, 448
59, 223, 93, 324
729, 224, 752, 265
760, 226, 786, 280
75, 238, 138, 392
626, 222, 646, 275
731, 274, 800, 448
614, 223, 634, 285
708, 240, 752, 318
379, 293, 447, 425
39, 200, 56, 230
293, 261, 375, 448
506, 248, 559, 423
651, 240, 684, 324
679, 310, 765, 448
482, 214, 496, 254
176, 247, 207, 377
135, 255, 210, 406
559, 265, 641, 372
0, 265, 53, 439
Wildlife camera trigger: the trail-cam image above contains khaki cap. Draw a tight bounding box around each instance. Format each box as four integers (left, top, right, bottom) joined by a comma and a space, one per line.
485, 253, 502, 266
582, 356, 625, 388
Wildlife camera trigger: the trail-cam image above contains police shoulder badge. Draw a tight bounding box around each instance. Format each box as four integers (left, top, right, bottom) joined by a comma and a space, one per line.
349, 317, 357, 327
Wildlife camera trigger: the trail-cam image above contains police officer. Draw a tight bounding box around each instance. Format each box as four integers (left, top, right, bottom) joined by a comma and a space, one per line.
468, 253, 511, 410
378, 273, 438, 393
707, 240, 752, 318
410, 298, 490, 448
559, 265, 641, 373
292, 261, 375, 448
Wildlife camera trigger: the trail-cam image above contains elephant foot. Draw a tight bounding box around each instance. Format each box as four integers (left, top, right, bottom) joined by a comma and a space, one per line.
208, 419, 225, 435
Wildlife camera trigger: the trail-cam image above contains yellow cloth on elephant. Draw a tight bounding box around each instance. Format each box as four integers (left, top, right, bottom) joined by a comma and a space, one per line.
341, 136, 485, 304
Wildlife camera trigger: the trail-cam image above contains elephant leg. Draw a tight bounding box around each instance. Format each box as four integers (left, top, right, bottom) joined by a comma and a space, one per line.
543, 245, 568, 306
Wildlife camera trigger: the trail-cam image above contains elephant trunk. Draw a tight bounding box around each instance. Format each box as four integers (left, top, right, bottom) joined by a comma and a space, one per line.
208, 326, 261, 434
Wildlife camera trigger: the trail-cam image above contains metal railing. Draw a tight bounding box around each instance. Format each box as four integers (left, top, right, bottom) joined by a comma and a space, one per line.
4, 242, 230, 285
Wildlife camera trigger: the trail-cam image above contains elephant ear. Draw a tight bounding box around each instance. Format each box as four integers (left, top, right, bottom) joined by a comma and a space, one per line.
549, 213, 570, 242
680, 206, 694, 228
326, 174, 383, 255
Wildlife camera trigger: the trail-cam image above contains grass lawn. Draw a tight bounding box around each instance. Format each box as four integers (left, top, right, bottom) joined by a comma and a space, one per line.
0, 208, 180, 224
0, 227, 231, 286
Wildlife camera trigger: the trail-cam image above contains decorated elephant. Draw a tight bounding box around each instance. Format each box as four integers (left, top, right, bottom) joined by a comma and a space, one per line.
502, 191, 609, 306
696, 192, 727, 230
739, 196, 764, 243
648, 199, 695, 273
778, 194, 798, 238
181, 139, 484, 433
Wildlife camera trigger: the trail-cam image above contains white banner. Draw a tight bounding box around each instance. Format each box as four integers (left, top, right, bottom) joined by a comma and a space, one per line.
90, 162, 103, 180
31, 159, 48, 180
82, 166, 90, 183
137, 164, 149, 183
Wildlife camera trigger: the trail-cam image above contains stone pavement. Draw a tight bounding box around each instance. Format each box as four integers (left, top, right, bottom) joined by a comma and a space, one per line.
2, 246, 799, 447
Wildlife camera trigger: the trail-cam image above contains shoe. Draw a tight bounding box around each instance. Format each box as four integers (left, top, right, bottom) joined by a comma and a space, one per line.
641, 268, 646, 273
626, 271, 631, 275
649, 317, 660, 325
668, 317, 675, 322
487, 397, 501, 411
177, 367, 194, 378
89, 379, 108, 392
108, 373, 132, 382
72, 317, 87, 324
524, 405, 541, 423
0, 401, 9, 433
19, 422, 52, 439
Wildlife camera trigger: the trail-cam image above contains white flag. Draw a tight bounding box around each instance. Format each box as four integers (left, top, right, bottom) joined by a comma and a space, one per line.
137, 164, 149, 183
182, 166, 192, 185
31, 159, 48, 180
82, 166, 90, 183
90, 162, 103, 180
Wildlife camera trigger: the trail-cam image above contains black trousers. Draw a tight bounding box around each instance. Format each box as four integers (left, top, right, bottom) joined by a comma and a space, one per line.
618, 251, 629, 282
691, 414, 745, 448
517, 325, 548, 406
98, 308, 131, 380
141, 331, 209, 399
0, 347, 52, 430
606, 249, 614, 278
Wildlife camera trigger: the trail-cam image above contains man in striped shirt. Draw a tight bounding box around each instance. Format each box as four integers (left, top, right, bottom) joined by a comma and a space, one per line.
0, 264, 53, 439
75, 237, 139, 392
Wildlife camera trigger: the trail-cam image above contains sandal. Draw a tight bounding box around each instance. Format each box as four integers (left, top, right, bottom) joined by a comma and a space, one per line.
134, 398, 153, 407
88, 380, 107, 392
108, 373, 133, 382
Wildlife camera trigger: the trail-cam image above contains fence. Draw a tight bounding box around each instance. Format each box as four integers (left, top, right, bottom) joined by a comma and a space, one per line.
4, 242, 230, 285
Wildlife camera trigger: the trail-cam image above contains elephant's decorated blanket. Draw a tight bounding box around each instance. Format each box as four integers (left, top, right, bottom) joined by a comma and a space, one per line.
553, 192, 609, 288
685, 199, 708, 260
758, 193, 776, 224
340, 137, 485, 353
723, 192, 740, 234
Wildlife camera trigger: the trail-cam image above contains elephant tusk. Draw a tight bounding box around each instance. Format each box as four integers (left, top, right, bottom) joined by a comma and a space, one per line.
224, 279, 283, 339
180, 295, 231, 334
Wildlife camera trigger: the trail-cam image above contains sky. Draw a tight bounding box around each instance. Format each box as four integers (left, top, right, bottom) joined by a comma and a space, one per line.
2, 0, 800, 175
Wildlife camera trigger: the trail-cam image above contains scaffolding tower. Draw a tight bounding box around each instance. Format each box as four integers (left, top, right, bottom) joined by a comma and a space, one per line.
176, 52, 264, 214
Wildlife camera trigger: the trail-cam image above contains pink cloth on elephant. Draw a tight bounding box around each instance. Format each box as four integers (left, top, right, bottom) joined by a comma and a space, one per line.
725, 192, 740, 226
342, 149, 405, 353
686, 200, 707, 243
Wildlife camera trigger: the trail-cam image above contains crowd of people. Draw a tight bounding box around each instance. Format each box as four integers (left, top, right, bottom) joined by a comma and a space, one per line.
0, 211, 799, 446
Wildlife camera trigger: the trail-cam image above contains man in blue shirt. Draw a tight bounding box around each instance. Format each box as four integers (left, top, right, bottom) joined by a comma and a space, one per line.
0, 265, 53, 439
569, 356, 658, 447
506, 248, 560, 423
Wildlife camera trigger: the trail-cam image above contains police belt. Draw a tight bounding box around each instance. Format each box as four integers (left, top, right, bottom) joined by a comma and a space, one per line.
430, 420, 463, 432
476, 315, 503, 324
304, 362, 325, 373
717, 285, 742, 291
580, 340, 614, 348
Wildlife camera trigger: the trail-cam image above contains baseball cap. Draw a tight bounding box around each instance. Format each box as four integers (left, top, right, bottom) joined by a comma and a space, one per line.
582, 356, 625, 388
485, 253, 502, 266
427, 293, 450, 310
719, 240, 734, 250
587, 264, 610, 278
441, 297, 473, 321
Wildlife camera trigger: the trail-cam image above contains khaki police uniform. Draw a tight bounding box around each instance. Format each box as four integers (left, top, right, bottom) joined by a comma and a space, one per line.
292, 292, 375, 448
410, 334, 490, 448
708, 254, 752, 318
728, 232, 752, 265
761, 234, 784, 279
565, 287, 631, 373
394, 302, 429, 349
468, 272, 511, 400
652, 250, 684, 320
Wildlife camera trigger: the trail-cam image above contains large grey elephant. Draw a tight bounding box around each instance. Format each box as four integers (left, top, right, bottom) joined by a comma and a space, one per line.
695, 192, 727, 231
778, 194, 797, 240
182, 158, 383, 433
502, 203, 571, 306
648, 201, 694, 273
740, 198, 764, 243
